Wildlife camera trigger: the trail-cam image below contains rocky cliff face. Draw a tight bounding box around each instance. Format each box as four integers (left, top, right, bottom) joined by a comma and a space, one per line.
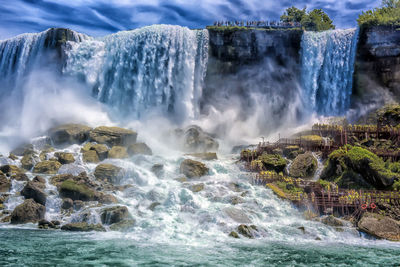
201, 29, 304, 131
354, 26, 400, 100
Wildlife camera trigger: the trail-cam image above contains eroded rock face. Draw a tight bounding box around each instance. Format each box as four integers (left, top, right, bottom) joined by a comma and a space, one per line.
21, 181, 47, 205
10, 199, 46, 224
89, 126, 137, 146
180, 159, 209, 178
48, 124, 92, 145
94, 164, 124, 184
289, 152, 317, 179
358, 212, 400, 241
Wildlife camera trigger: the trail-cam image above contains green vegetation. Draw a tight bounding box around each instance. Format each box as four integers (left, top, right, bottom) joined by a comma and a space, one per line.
276, 181, 304, 195
258, 153, 287, 173
321, 145, 400, 189
59, 179, 95, 201
280, 6, 335, 31
358, 0, 400, 26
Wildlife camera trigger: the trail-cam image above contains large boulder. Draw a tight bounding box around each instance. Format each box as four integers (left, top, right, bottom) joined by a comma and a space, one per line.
94, 164, 123, 183
89, 126, 137, 146
358, 212, 400, 241
289, 152, 318, 179
0, 165, 24, 177
237, 224, 258, 239
180, 159, 209, 178
59, 179, 95, 201
55, 152, 75, 164
258, 154, 287, 173
0, 172, 10, 192
177, 126, 219, 152
127, 143, 152, 156
321, 145, 399, 189
100, 206, 131, 225
33, 160, 62, 174
21, 154, 37, 170
10, 199, 46, 224
48, 124, 92, 145
21, 181, 47, 205
108, 146, 129, 159
61, 222, 105, 232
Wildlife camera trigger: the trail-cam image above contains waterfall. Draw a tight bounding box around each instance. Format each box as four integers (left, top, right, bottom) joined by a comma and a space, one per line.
0, 28, 89, 95
300, 29, 359, 116
64, 25, 209, 122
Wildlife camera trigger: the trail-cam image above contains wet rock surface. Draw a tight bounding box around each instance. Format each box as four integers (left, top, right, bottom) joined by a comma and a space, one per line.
10, 199, 46, 224
180, 159, 209, 178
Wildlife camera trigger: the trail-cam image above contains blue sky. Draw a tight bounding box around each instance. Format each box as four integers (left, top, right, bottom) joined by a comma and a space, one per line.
0, 0, 381, 39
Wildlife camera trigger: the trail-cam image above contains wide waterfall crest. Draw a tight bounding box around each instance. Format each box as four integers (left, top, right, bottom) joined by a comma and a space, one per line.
64, 25, 209, 122
300, 29, 359, 115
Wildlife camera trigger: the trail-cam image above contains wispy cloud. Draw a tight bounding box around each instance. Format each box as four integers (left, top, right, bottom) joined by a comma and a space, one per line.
0, 0, 382, 39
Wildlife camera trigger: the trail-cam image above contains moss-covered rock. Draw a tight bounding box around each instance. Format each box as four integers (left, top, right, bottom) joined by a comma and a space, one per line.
61, 222, 105, 232
33, 160, 62, 174
109, 219, 136, 231
94, 164, 123, 184
127, 143, 152, 156
0, 165, 24, 177
55, 152, 75, 164
59, 179, 95, 201
48, 124, 92, 145
82, 150, 100, 163
180, 159, 209, 178
283, 145, 304, 160
21, 154, 37, 170
321, 145, 399, 189
289, 152, 317, 179
108, 146, 129, 159
89, 126, 137, 146
10, 199, 46, 224
257, 154, 287, 173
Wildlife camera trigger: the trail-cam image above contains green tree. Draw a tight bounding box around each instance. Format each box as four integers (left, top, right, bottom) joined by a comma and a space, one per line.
382, 0, 400, 8
301, 9, 335, 31
280, 6, 307, 23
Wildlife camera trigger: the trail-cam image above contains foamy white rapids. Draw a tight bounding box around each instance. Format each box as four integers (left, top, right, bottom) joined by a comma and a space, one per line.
64, 25, 209, 122
300, 29, 359, 115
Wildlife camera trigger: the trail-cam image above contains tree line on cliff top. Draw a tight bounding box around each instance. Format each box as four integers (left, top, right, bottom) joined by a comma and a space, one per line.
281, 0, 400, 31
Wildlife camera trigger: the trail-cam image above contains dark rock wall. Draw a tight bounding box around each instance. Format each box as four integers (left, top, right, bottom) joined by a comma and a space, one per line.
354, 26, 400, 100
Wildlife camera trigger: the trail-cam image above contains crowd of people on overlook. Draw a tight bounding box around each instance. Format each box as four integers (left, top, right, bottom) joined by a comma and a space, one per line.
213, 20, 301, 28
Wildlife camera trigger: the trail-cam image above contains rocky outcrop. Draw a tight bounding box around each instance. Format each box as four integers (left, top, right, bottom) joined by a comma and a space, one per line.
59, 179, 95, 201
10, 199, 46, 224
358, 212, 400, 241
61, 222, 105, 232
237, 224, 258, 238
108, 146, 128, 159
21, 181, 47, 205
178, 126, 219, 153
89, 126, 137, 146
48, 124, 92, 145
33, 160, 62, 174
82, 150, 100, 163
321, 145, 398, 189
94, 164, 123, 183
180, 159, 209, 178
0, 165, 24, 177
289, 152, 317, 179
258, 154, 287, 173
127, 143, 152, 156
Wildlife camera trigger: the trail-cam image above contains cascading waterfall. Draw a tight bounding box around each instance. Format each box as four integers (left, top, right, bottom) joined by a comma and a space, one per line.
0, 29, 89, 95
64, 25, 209, 122
300, 29, 359, 115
